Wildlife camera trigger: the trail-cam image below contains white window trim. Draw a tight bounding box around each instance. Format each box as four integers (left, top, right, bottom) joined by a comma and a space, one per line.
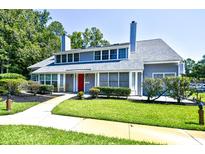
152, 72, 176, 78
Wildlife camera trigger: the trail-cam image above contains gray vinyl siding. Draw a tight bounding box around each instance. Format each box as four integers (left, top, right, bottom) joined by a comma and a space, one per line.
65, 74, 73, 92
85, 74, 95, 92
143, 63, 178, 79
80, 51, 93, 61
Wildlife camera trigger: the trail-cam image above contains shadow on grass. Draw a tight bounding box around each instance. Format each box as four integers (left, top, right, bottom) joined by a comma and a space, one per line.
185, 121, 199, 125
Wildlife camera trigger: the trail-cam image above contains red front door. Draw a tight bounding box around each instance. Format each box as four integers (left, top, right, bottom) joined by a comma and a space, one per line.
78, 74, 84, 92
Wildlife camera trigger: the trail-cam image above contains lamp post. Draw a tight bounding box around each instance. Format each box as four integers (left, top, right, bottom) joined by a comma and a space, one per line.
198, 101, 204, 125
6, 92, 12, 111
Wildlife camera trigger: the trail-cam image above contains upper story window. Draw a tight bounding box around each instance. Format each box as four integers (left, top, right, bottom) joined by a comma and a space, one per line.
62, 54, 67, 63
74, 53, 79, 62
56, 55, 61, 63
102, 50, 109, 60
110, 49, 117, 60
68, 54, 73, 62
94, 51, 101, 60
118, 48, 127, 59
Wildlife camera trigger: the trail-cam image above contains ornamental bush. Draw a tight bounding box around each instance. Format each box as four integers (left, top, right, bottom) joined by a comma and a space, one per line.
164, 76, 193, 103
0, 73, 26, 80
77, 91, 84, 100
95, 87, 131, 98
89, 87, 100, 98
39, 85, 54, 94
0, 78, 27, 95
143, 78, 164, 102
27, 80, 41, 96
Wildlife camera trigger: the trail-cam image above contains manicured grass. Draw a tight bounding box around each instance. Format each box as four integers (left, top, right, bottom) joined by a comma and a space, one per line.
0, 125, 155, 145
52, 99, 205, 131
0, 101, 38, 115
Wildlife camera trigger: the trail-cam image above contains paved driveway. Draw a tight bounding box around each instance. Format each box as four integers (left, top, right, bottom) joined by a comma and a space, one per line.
0, 94, 205, 145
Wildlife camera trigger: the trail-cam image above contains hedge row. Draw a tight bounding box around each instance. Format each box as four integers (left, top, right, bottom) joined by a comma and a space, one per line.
95, 87, 131, 98
27, 81, 54, 95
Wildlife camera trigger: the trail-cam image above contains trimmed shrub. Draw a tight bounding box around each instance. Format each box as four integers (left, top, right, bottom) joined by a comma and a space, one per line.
39, 85, 54, 94
0, 78, 27, 95
95, 87, 131, 98
89, 87, 100, 98
77, 91, 84, 100
0, 73, 26, 80
27, 80, 41, 96
143, 78, 164, 102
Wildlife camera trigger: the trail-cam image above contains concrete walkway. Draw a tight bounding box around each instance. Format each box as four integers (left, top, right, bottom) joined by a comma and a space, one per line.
0, 94, 205, 145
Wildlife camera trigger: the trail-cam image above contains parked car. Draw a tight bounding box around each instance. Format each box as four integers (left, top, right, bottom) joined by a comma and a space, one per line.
190, 83, 205, 92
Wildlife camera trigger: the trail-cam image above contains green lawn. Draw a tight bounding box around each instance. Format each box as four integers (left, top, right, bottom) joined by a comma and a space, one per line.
0, 101, 38, 115
52, 99, 205, 131
0, 125, 155, 145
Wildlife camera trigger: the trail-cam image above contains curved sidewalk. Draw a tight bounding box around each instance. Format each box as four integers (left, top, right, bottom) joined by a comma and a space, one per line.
0, 94, 205, 145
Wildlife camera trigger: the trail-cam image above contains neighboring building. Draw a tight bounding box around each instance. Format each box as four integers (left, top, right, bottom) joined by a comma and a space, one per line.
28, 21, 184, 95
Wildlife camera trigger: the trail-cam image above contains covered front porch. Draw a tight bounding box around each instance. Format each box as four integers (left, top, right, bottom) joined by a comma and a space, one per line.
31, 70, 143, 96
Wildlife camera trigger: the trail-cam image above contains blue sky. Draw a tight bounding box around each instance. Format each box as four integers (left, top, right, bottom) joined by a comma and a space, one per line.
49, 9, 205, 61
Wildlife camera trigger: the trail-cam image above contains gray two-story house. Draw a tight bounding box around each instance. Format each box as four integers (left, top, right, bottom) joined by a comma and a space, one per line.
28, 21, 184, 95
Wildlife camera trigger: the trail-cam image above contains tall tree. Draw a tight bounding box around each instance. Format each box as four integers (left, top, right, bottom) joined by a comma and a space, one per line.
198, 54, 205, 64
185, 58, 195, 76
69, 27, 110, 49
48, 21, 66, 36
0, 9, 65, 77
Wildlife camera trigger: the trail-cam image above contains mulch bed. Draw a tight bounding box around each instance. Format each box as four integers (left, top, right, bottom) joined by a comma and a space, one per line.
1, 93, 57, 103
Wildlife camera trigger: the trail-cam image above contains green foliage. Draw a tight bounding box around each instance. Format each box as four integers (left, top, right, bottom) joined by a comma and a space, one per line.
77, 91, 84, 100
89, 87, 100, 98
27, 80, 41, 96
185, 55, 205, 78
0, 9, 65, 77
39, 85, 54, 94
0, 73, 25, 79
143, 78, 164, 102
164, 77, 193, 103
0, 78, 27, 95
95, 87, 131, 98
69, 27, 110, 49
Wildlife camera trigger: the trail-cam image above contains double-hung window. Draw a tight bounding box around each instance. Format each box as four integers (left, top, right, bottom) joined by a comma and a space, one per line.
40, 74, 44, 84
45, 74, 51, 85
118, 48, 127, 59
94, 51, 101, 60
110, 49, 117, 60
153, 72, 176, 79
68, 54, 73, 62
62, 54, 67, 63
74, 53, 79, 62
102, 50, 109, 60
56, 55, 61, 63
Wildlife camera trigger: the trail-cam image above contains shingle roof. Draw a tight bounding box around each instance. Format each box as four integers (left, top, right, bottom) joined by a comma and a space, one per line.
28, 56, 55, 69
32, 59, 144, 74
29, 38, 183, 73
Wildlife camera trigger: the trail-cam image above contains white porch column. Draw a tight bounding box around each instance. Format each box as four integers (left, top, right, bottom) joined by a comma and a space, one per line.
57, 74, 60, 92
63, 74, 66, 92
135, 71, 138, 95
141, 71, 143, 96
129, 71, 132, 90
73, 73, 75, 92
97, 72, 100, 86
